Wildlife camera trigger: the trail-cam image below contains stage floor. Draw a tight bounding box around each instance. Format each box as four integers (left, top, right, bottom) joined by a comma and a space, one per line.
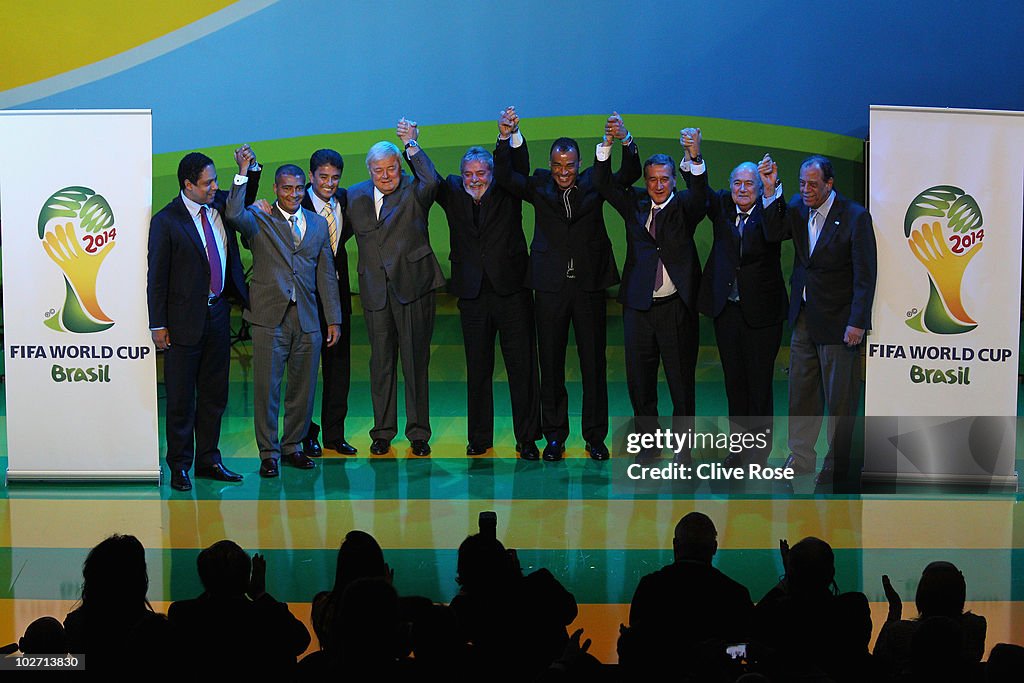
2, 295, 1022, 661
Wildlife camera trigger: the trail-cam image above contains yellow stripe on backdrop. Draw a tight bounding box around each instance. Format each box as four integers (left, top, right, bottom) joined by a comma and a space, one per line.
2, 498, 1015, 550
0, 1, 236, 91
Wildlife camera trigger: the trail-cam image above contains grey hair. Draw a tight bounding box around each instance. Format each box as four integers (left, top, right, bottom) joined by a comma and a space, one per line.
366, 141, 401, 168
460, 146, 494, 174
730, 161, 763, 191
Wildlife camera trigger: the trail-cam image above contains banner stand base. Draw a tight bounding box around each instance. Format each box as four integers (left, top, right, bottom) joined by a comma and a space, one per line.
861, 470, 1018, 492
6, 469, 161, 485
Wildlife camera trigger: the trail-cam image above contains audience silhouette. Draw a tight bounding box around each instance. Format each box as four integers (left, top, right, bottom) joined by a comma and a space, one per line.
63, 534, 168, 672
167, 540, 310, 676
3, 522, 1013, 681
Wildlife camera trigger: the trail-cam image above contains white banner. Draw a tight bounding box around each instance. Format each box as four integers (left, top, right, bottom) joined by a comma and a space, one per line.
864, 106, 1024, 486
1, 110, 159, 481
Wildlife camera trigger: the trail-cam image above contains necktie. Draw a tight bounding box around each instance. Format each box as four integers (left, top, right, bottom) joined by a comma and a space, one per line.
290, 215, 302, 249
737, 212, 749, 256
321, 202, 338, 255
650, 205, 664, 290
729, 213, 748, 302
199, 206, 222, 296
808, 209, 820, 255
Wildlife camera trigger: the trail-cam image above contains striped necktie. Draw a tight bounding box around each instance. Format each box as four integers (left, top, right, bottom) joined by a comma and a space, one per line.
321, 202, 338, 255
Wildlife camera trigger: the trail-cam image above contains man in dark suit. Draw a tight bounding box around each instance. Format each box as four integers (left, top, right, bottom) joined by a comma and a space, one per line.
762, 155, 877, 485
299, 149, 358, 457
494, 111, 640, 461
594, 120, 706, 462
347, 119, 446, 456
225, 153, 342, 477
434, 112, 542, 459
167, 541, 310, 676
620, 512, 753, 677
698, 159, 788, 466
147, 149, 258, 491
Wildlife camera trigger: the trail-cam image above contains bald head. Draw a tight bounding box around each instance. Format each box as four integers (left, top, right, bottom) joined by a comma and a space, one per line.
672, 512, 718, 563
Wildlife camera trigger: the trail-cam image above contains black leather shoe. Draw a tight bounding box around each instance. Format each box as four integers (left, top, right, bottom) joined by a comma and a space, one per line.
370, 438, 391, 455
324, 439, 358, 455
517, 442, 540, 461
815, 460, 835, 485
304, 437, 323, 458
259, 459, 279, 478
722, 452, 744, 468
542, 441, 565, 462
466, 443, 489, 456
195, 463, 243, 482
411, 440, 431, 456
170, 469, 192, 491
282, 452, 316, 469
783, 454, 815, 475
586, 441, 610, 461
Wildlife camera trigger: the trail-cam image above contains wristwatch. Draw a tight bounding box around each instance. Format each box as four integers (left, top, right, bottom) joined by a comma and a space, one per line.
405, 140, 419, 150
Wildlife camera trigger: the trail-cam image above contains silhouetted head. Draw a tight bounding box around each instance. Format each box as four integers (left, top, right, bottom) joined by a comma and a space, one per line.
330, 530, 388, 596
19, 616, 67, 655
81, 534, 151, 612
916, 561, 968, 618
456, 533, 515, 593
672, 512, 718, 563
785, 537, 836, 594
197, 540, 251, 598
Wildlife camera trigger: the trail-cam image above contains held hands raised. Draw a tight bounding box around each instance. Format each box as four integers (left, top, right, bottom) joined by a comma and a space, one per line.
397, 117, 419, 146
680, 127, 702, 160
758, 153, 779, 197
234, 144, 256, 175
604, 111, 629, 145
498, 106, 519, 138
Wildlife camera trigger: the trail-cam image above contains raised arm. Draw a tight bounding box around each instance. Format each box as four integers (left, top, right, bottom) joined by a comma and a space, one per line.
397, 117, 439, 207
593, 113, 637, 219
225, 149, 262, 243
759, 154, 791, 243
677, 127, 707, 231
493, 106, 531, 200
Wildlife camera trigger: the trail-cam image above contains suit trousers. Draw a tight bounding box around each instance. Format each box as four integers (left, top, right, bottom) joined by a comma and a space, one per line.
306, 294, 351, 444
535, 281, 608, 444
713, 301, 782, 464
458, 280, 541, 447
251, 303, 322, 460
623, 296, 698, 456
787, 309, 860, 472
364, 287, 435, 442
163, 298, 230, 472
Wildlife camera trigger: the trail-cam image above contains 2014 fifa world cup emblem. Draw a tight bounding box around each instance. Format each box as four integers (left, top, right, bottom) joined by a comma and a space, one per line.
904, 185, 983, 334
38, 186, 118, 333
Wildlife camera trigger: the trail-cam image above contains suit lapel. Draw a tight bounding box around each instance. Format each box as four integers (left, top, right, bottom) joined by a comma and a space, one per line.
172, 197, 209, 260
814, 194, 844, 256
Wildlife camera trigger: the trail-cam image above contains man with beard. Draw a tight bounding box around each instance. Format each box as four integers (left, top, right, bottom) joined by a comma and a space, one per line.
432, 108, 542, 459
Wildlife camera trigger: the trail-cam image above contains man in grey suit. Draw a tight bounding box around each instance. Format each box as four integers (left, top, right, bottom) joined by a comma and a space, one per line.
226, 150, 342, 477
347, 118, 445, 456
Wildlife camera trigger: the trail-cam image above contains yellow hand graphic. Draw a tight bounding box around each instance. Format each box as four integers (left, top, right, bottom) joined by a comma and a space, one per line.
42, 221, 115, 323
907, 220, 980, 325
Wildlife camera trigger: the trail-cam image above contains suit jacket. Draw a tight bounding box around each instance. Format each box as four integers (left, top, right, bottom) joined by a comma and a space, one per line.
435, 167, 529, 299
168, 593, 310, 675
225, 181, 342, 332
301, 185, 354, 314
346, 148, 446, 311
593, 142, 707, 311
697, 187, 788, 327
763, 191, 877, 344
494, 136, 640, 293
147, 173, 257, 346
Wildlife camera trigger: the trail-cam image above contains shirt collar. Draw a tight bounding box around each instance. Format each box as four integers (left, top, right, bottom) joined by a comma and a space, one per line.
651, 192, 674, 210
308, 187, 332, 213
812, 190, 837, 220
180, 191, 208, 218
